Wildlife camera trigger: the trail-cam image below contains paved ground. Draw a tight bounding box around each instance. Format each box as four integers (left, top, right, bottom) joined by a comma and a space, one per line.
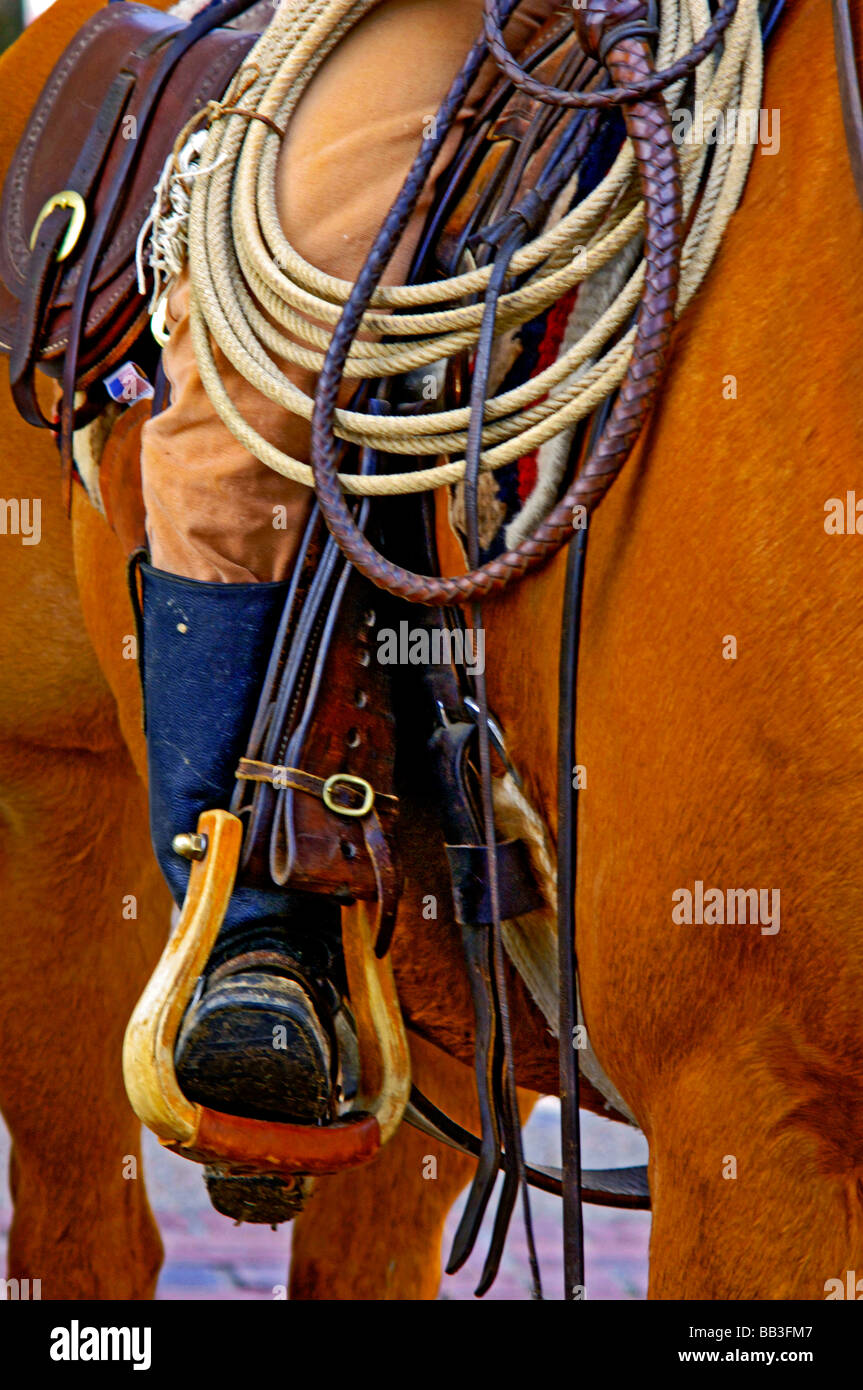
0, 1101, 649, 1300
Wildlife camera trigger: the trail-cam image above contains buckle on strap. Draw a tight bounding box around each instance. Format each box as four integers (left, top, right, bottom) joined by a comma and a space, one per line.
235, 759, 393, 817
322, 773, 375, 818
30, 191, 87, 262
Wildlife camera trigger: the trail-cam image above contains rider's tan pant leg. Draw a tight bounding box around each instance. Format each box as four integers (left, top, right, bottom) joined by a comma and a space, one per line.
141, 0, 558, 581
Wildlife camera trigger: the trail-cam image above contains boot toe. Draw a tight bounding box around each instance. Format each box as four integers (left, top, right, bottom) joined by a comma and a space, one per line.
175, 970, 333, 1124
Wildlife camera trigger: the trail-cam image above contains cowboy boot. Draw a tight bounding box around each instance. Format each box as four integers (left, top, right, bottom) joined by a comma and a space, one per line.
137, 560, 355, 1131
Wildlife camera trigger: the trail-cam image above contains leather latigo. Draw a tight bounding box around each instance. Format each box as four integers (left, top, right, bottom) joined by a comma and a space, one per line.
272, 574, 399, 902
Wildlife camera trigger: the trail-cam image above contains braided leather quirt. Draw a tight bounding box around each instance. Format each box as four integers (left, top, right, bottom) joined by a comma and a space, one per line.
310, 26, 683, 605
485, 0, 740, 109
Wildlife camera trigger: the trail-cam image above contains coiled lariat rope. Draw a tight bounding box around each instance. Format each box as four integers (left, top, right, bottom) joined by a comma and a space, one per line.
149, 0, 762, 508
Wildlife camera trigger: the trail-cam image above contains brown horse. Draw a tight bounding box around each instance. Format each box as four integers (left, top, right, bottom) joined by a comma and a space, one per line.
2, 0, 862, 1300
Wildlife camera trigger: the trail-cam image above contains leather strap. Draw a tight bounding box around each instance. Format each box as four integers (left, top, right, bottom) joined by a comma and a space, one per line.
557, 517, 589, 1298
407, 1086, 649, 1208
9, 67, 139, 428
236, 759, 397, 813
444, 839, 541, 924
236, 756, 400, 957
233, 401, 403, 958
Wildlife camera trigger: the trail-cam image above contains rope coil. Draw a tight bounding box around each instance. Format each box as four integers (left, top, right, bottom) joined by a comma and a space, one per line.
145, 0, 763, 497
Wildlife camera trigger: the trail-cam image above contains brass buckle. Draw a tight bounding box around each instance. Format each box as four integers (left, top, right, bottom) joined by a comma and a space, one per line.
30, 191, 87, 262
322, 773, 374, 818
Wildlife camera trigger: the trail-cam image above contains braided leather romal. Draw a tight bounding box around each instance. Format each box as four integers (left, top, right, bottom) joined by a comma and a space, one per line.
310, 14, 683, 606
485, 0, 739, 108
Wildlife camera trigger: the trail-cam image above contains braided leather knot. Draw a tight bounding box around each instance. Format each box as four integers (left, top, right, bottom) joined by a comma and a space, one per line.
572, 0, 656, 65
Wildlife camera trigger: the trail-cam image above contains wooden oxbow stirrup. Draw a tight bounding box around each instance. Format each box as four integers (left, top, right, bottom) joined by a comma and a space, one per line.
123, 809, 410, 1176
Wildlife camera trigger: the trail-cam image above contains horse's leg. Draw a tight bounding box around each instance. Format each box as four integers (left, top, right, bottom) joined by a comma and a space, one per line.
646, 1038, 863, 1299
1, 748, 166, 1299
0, 366, 167, 1297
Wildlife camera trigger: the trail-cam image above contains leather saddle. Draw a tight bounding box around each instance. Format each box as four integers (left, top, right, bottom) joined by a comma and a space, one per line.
0, 0, 259, 496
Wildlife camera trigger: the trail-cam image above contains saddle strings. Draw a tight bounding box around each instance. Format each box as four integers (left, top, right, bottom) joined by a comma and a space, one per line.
150, 0, 764, 498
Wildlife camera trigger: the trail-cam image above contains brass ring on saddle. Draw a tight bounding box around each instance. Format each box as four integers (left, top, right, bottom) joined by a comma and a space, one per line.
322, 773, 374, 818
29, 190, 86, 261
